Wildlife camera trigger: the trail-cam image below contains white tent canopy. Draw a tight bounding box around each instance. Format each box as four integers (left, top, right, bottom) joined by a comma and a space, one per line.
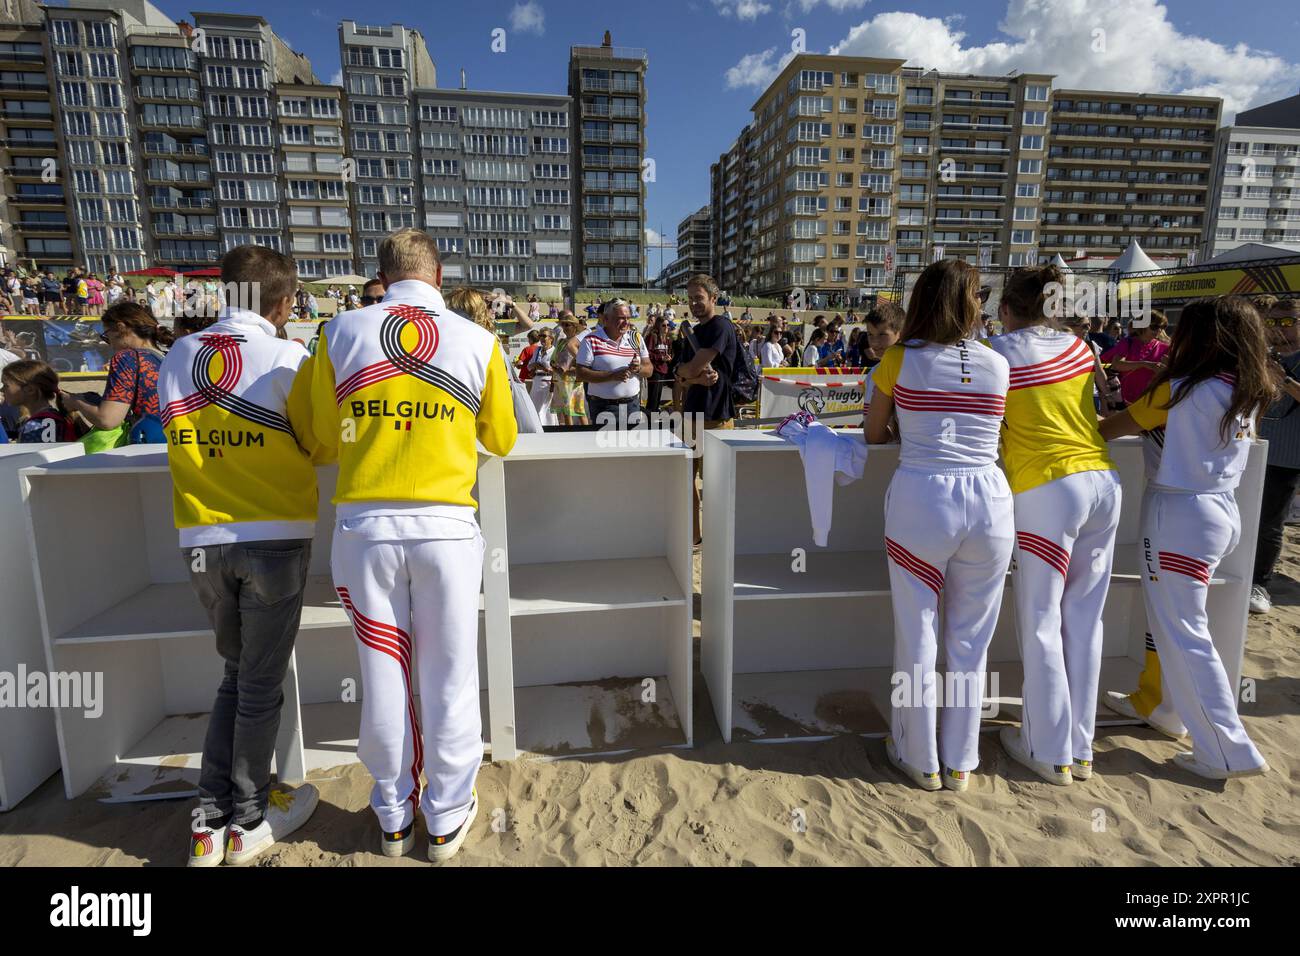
1050, 253, 1072, 271
1111, 240, 1162, 275
1200, 242, 1300, 266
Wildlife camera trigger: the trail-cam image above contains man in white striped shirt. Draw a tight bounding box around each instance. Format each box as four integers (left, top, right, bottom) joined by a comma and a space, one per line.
576, 299, 651, 428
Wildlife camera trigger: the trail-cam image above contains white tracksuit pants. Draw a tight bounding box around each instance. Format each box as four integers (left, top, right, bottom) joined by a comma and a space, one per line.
885, 466, 1015, 774
1141, 490, 1265, 773
1126, 488, 1187, 735
1012, 469, 1122, 767
332, 514, 485, 835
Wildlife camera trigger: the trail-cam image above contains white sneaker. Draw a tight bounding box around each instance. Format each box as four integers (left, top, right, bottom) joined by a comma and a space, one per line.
1249, 586, 1271, 615
428, 789, 478, 863
1172, 751, 1269, 781
1071, 758, 1093, 781
999, 726, 1072, 786
885, 737, 942, 792
225, 783, 320, 866
941, 767, 970, 792
1102, 690, 1187, 740
187, 823, 227, 868
381, 820, 416, 858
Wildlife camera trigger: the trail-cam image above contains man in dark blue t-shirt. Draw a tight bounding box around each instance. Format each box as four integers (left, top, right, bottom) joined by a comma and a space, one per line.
676, 274, 737, 426
675, 273, 738, 545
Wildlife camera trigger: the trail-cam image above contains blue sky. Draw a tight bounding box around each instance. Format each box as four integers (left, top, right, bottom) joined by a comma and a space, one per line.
124, 0, 1300, 277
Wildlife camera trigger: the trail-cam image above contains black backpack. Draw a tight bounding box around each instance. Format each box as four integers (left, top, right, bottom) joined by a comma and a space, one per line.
683, 319, 759, 407
729, 321, 760, 406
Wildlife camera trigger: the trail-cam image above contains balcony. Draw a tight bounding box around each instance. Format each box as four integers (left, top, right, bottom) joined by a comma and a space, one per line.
153, 223, 217, 237
135, 86, 199, 102
8, 194, 64, 204
143, 142, 209, 157
934, 216, 1004, 225
953, 169, 1008, 179
611, 130, 640, 144
14, 220, 70, 233
941, 145, 1010, 154
0, 110, 52, 122
139, 115, 204, 130
4, 165, 48, 177
944, 96, 1012, 109
149, 196, 215, 210
943, 120, 1013, 131
582, 128, 610, 142
0, 82, 50, 93
0, 138, 57, 150
572, 44, 648, 63
145, 169, 211, 184
0, 51, 45, 65
130, 57, 199, 74
581, 76, 610, 92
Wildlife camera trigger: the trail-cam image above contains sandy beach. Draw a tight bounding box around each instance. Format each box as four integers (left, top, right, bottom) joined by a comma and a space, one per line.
3, 526, 1298, 868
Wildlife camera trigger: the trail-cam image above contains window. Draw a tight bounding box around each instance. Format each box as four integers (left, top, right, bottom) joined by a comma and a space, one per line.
1020, 135, 1043, 151
1015, 183, 1040, 198
1011, 229, 1035, 244
1018, 159, 1042, 174
50, 20, 78, 46
1023, 110, 1046, 126
1025, 85, 1049, 101
1014, 206, 1036, 221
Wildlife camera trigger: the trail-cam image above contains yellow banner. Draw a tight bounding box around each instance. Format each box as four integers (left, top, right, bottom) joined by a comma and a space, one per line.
1118, 263, 1300, 302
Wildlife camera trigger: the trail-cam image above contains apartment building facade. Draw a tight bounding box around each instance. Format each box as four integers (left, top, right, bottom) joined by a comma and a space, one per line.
415, 86, 574, 288
569, 40, 647, 289
1205, 93, 1300, 259
710, 53, 1220, 299
276, 80, 353, 279
1043, 89, 1219, 263
0, 0, 66, 269
338, 20, 434, 276
663, 205, 710, 290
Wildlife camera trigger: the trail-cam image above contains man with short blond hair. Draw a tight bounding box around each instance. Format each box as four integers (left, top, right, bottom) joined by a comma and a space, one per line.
289, 228, 516, 863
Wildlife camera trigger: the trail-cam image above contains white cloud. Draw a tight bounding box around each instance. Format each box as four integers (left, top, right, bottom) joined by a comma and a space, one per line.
713, 0, 773, 21
725, 47, 797, 90
824, 0, 1299, 118
645, 227, 665, 246
509, 1, 546, 36
797, 0, 870, 11
329, 69, 342, 86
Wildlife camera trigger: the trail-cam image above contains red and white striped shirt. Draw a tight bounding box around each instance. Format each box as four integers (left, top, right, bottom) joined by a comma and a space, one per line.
576, 325, 649, 400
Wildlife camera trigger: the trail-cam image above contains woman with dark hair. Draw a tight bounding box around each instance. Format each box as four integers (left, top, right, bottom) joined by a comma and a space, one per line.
60, 301, 172, 444
1099, 296, 1274, 780
864, 259, 1014, 792
989, 264, 1121, 786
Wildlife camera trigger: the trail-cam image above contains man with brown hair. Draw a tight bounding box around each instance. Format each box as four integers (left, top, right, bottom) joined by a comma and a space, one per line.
159, 243, 321, 866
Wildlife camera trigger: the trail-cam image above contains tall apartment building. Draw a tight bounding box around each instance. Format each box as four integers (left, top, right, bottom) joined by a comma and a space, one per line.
338, 20, 434, 276
664, 205, 710, 290
0, 0, 65, 269
569, 38, 647, 289
415, 86, 574, 288
709, 53, 1220, 299
276, 80, 353, 279
1043, 89, 1219, 262
135, 20, 211, 269
50, 0, 170, 275
1205, 93, 1300, 259
196, 13, 314, 263
710, 127, 752, 293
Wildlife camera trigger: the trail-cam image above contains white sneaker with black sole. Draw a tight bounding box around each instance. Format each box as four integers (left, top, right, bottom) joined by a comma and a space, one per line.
428, 790, 478, 863
1249, 585, 1271, 615
225, 783, 320, 867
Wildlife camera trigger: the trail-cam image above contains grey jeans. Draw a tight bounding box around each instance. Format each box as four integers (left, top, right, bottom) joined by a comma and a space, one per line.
187, 539, 312, 827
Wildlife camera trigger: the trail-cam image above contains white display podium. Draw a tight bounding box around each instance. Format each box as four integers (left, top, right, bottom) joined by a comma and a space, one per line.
20, 446, 492, 800
477, 431, 694, 759
0, 442, 84, 810
701, 431, 1264, 744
